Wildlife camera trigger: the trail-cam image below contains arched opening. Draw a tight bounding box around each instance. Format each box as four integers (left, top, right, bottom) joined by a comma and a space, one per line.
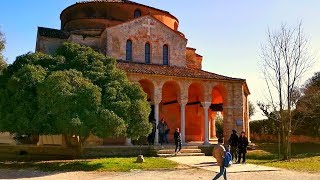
160, 81, 180, 143
210, 84, 227, 139
186, 82, 205, 142
138, 79, 154, 103
134, 9, 141, 18
163, 44, 169, 65
126, 39, 132, 61
145, 43, 151, 64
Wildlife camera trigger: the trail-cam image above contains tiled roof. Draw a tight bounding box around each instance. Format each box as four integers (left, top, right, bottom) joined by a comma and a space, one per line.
38, 27, 69, 39
116, 61, 244, 81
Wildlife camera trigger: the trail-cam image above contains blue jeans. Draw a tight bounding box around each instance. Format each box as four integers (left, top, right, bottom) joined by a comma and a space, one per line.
213, 165, 227, 180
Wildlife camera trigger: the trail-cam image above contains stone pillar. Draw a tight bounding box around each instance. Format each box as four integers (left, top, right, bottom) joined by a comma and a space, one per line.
211, 117, 217, 140
125, 138, 133, 146
180, 99, 187, 144
154, 103, 159, 145
202, 102, 211, 145
0, 132, 16, 145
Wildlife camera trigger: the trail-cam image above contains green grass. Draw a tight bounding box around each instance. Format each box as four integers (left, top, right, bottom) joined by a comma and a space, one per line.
0, 157, 179, 172
247, 143, 320, 173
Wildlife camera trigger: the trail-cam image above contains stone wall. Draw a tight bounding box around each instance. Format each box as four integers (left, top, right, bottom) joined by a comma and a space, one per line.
251, 133, 320, 144
104, 16, 187, 67
36, 36, 66, 54
186, 47, 202, 69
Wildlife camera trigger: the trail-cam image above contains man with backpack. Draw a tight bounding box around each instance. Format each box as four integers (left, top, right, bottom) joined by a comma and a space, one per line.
212, 138, 227, 180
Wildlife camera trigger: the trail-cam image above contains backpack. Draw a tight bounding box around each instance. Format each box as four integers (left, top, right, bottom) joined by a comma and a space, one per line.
224, 151, 232, 167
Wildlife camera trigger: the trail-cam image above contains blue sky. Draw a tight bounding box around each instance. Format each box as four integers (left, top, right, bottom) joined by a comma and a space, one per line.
1, 0, 320, 120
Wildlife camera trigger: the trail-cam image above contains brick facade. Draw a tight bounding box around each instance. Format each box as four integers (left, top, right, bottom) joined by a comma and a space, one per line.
31, 0, 251, 146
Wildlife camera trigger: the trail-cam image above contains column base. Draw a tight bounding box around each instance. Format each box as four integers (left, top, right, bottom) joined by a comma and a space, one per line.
203, 141, 211, 146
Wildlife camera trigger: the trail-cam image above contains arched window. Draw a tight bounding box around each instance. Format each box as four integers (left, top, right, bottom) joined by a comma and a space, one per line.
163, 44, 169, 65
145, 43, 151, 64
126, 40, 132, 61
134, 9, 141, 18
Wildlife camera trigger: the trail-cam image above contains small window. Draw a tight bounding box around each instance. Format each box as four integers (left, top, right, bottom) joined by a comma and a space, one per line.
163, 44, 169, 65
134, 9, 141, 18
145, 43, 151, 64
126, 40, 132, 61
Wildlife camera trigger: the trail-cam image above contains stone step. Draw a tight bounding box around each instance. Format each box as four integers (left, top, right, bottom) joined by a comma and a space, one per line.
157, 152, 205, 157
154, 145, 199, 150
157, 149, 202, 154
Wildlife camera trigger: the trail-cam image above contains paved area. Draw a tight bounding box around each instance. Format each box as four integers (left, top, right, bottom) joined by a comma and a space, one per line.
167, 156, 279, 173
1, 168, 320, 180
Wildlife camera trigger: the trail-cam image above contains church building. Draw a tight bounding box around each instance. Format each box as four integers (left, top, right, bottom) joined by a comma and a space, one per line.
35, 0, 250, 146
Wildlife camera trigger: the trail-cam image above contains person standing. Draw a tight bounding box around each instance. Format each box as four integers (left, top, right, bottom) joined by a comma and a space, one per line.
213, 138, 227, 180
237, 131, 249, 164
164, 121, 170, 144
228, 130, 238, 162
157, 119, 166, 147
147, 119, 156, 145
174, 128, 182, 154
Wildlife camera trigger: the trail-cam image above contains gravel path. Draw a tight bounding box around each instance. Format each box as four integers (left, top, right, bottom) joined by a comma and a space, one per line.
1, 168, 319, 180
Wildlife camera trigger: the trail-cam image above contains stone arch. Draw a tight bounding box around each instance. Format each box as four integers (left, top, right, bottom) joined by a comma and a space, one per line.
185, 82, 205, 142
210, 83, 228, 139
138, 79, 154, 103
160, 80, 181, 142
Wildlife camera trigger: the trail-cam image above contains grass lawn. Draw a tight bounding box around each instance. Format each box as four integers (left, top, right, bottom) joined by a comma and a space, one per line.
0, 157, 179, 172
247, 143, 320, 173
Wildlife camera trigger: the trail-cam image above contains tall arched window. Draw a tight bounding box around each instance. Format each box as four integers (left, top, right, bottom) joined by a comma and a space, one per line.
134, 9, 141, 18
145, 43, 151, 64
163, 44, 169, 65
126, 40, 132, 61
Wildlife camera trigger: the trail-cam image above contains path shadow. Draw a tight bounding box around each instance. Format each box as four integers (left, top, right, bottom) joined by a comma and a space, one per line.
193, 161, 218, 167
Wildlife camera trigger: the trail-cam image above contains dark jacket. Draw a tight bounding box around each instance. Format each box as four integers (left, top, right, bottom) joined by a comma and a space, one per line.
228, 133, 239, 147
238, 136, 249, 152
174, 131, 181, 142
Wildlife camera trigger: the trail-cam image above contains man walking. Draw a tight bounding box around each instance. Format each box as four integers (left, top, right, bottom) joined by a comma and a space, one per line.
237, 131, 249, 164
228, 130, 238, 162
213, 138, 227, 180
174, 128, 182, 154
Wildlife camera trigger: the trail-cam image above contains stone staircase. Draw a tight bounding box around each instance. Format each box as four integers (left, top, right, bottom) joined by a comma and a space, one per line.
156, 145, 205, 157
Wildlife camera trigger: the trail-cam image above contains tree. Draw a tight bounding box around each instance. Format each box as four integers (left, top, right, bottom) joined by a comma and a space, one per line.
0, 30, 7, 74
0, 42, 152, 150
294, 72, 320, 136
249, 101, 256, 118
259, 21, 313, 160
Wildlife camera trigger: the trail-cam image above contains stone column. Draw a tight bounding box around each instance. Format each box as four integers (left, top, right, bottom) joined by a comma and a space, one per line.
211, 117, 217, 140
202, 102, 211, 145
180, 99, 188, 144
125, 138, 133, 146
153, 86, 162, 146
154, 102, 160, 145
0, 132, 16, 145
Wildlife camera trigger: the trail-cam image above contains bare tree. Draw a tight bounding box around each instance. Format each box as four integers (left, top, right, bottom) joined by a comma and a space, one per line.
259, 21, 313, 160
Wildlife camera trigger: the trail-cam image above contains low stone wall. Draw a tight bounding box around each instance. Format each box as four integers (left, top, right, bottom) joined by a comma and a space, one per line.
0, 145, 78, 161
251, 133, 320, 143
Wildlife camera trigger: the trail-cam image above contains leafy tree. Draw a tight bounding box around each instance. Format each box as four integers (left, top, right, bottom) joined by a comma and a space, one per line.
249, 101, 256, 118
0, 42, 152, 149
0, 30, 7, 74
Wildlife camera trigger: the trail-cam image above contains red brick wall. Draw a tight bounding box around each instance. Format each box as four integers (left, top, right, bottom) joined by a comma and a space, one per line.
251, 133, 320, 143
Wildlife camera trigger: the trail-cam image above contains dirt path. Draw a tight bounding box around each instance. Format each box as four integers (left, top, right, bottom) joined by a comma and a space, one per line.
1, 168, 319, 180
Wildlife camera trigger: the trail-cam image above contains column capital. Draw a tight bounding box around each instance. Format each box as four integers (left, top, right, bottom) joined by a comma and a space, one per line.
179, 98, 188, 106
201, 101, 211, 109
